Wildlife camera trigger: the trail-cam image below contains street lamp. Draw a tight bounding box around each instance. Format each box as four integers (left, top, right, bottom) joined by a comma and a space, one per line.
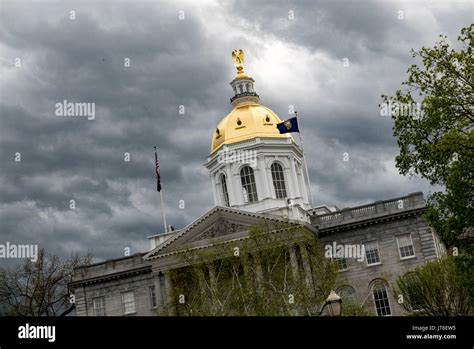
318, 290, 342, 316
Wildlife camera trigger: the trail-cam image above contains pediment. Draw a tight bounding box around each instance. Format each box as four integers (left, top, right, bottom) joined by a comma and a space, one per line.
149, 216, 251, 257
190, 220, 247, 242
143, 206, 305, 260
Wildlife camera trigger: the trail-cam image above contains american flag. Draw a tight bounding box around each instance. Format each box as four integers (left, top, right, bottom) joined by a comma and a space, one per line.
154, 148, 161, 192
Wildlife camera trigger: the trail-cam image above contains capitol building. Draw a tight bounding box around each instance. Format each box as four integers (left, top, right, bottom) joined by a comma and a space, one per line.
70, 51, 445, 316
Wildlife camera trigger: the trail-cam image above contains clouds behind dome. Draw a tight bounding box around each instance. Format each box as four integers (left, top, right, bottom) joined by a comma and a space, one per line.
0, 0, 470, 261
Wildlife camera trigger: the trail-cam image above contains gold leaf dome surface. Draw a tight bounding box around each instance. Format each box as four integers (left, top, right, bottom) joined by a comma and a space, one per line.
211, 102, 292, 154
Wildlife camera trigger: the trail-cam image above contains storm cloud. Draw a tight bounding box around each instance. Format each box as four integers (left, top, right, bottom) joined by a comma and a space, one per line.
0, 0, 471, 261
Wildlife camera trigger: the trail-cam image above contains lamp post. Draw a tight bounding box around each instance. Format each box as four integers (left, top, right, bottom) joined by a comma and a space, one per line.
318, 290, 342, 316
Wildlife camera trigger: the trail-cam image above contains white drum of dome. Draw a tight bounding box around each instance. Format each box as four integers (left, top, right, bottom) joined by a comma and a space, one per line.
217, 146, 257, 168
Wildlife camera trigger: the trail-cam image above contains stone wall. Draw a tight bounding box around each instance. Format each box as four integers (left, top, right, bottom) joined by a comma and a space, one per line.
315, 192, 443, 315
319, 215, 435, 315
71, 253, 156, 316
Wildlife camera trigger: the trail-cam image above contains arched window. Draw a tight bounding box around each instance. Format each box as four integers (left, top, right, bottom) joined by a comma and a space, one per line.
240, 166, 258, 203
246, 83, 250, 92
220, 174, 230, 207
239, 84, 243, 93
336, 285, 356, 304
372, 282, 391, 316
271, 162, 287, 199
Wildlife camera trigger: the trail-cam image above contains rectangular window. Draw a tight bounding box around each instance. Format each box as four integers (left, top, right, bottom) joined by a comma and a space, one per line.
397, 234, 415, 259
365, 241, 381, 265
149, 286, 157, 308
93, 297, 106, 316
121, 291, 136, 315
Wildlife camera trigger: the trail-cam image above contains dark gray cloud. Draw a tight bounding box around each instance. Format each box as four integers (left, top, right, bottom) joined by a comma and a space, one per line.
0, 0, 469, 262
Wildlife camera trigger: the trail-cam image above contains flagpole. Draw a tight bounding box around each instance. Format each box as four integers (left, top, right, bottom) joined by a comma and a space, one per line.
155, 147, 168, 233
159, 190, 168, 234
295, 111, 314, 209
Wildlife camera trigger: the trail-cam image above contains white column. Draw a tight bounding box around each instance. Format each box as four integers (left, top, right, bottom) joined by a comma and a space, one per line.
289, 157, 301, 199
197, 267, 208, 300
206, 263, 218, 314
225, 167, 236, 206
208, 263, 217, 289
299, 243, 315, 296
257, 154, 270, 199
297, 171, 307, 202
299, 165, 309, 203
250, 253, 264, 294
242, 254, 254, 289
266, 167, 275, 199
252, 165, 263, 205
210, 174, 219, 206
232, 163, 244, 206
215, 177, 222, 206
163, 271, 176, 316
289, 245, 300, 283
284, 166, 295, 199
154, 273, 165, 314
241, 254, 256, 315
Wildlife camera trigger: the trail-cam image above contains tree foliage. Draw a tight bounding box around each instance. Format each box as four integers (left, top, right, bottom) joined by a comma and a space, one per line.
381, 24, 473, 251
394, 256, 472, 316
0, 248, 92, 316
164, 221, 343, 316
340, 301, 373, 316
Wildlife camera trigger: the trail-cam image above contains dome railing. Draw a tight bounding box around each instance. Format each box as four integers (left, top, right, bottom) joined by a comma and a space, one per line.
230, 92, 259, 103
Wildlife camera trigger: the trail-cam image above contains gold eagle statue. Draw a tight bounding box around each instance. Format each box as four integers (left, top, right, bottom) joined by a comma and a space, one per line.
232, 49, 245, 74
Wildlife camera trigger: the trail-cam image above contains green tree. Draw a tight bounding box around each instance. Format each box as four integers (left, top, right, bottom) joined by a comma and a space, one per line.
163, 221, 345, 316
381, 24, 474, 252
340, 301, 372, 316
394, 256, 472, 316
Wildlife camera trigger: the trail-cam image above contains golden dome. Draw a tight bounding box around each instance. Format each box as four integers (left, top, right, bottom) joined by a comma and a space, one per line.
211, 102, 292, 154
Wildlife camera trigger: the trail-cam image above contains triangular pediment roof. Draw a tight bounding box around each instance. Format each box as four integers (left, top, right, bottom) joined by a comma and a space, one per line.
143, 206, 316, 260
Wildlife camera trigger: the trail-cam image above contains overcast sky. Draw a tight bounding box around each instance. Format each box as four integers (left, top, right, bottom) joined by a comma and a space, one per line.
0, 0, 472, 262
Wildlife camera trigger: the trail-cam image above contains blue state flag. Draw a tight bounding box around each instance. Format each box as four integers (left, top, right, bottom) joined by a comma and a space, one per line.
276, 117, 299, 134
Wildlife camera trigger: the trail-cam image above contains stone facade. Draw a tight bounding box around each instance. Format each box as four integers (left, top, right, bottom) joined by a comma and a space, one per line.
72, 254, 155, 316
69, 192, 446, 317
314, 192, 444, 316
